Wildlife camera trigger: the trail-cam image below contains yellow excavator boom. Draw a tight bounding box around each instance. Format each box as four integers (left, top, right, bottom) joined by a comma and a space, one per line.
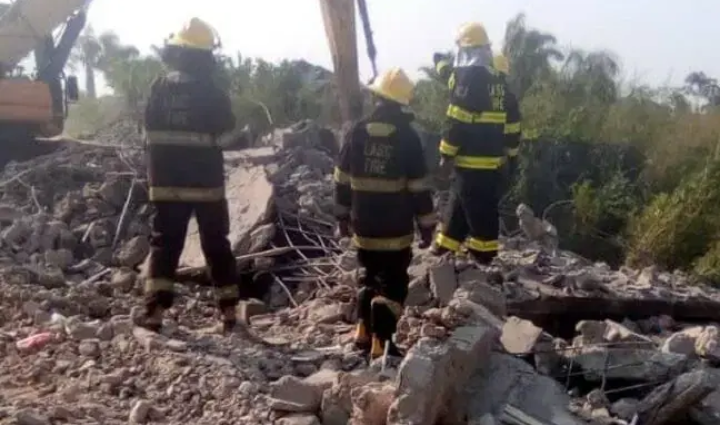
319, 0, 377, 126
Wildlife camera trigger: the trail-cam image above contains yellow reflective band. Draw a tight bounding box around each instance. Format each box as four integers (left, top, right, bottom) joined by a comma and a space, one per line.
350, 177, 407, 192
466, 237, 499, 252
435, 233, 461, 252
352, 234, 413, 251
333, 167, 351, 184
454, 155, 504, 170
506, 147, 519, 157
149, 186, 225, 202
146, 131, 214, 147
436, 60, 451, 75
448, 73, 456, 90
408, 177, 431, 192
216, 285, 239, 300
505, 122, 521, 134
371, 295, 404, 318
417, 213, 437, 228
439, 139, 459, 156
446, 105, 506, 124
145, 278, 174, 293
366, 122, 396, 137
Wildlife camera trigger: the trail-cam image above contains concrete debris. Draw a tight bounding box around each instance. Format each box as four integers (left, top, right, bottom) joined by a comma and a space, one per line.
2, 119, 720, 423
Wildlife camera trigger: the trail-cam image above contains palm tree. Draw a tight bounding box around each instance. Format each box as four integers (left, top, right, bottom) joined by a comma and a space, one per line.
69, 26, 102, 98
502, 13, 564, 99
69, 29, 140, 99
561, 49, 620, 104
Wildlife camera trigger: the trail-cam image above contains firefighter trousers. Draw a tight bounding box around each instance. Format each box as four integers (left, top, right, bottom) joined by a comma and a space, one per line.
356, 248, 412, 341
435, 169, 501, 264
145, 200, 242, 312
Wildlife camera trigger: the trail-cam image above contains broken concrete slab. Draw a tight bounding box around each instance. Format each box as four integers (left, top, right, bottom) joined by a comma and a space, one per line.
637, 369, 719, 425
179, 160, 274, 268
464, 353, 584, 425
453, 269, 507, 317
571, 347, 690, 382
387, 323, 498, 425
428, 260, 457, 306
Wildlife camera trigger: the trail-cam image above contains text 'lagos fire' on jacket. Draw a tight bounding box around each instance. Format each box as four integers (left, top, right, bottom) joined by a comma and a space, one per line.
435, 60, 508, 171
143, 71, 236, 203
333, 105, 435, 251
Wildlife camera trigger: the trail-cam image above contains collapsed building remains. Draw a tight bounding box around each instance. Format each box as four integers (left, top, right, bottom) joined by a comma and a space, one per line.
0, 119, 720, 425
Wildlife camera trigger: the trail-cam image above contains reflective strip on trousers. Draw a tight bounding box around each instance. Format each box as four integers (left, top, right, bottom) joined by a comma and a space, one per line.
371, 295, 403, 318
446, 105, 506, 124
466, 237, 499, 252
352, 234, 413, 251
439, 139, 459, 156
454, 155, 504, 170
504, 122, 521, 134
216, 285, 239, 300
149, 186, 225, 202
435, 233, 461, 252
145, 131, 215, 147
506, 147, 519, 157
145, 278, 174, 293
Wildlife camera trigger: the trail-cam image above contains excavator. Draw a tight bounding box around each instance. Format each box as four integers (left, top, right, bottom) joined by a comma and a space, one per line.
0, 0, 377, 161
0, 0, 89, 165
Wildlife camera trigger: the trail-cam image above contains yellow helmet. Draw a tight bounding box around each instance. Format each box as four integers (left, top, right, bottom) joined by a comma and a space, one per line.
167, 17, 218, 51
368, 68, 414, 106
493, 54, 510, 74
456, 22, 489, 47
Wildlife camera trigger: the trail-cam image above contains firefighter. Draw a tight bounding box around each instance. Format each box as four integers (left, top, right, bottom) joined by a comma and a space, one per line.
141, 18, 244, 333
493, 54, 521, 191
333, 68, 436, 359
430, 22, 507, 264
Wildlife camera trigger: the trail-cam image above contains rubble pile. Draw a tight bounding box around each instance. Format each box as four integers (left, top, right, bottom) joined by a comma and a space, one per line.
3, 119, 720, 424
261, 120, 338, 223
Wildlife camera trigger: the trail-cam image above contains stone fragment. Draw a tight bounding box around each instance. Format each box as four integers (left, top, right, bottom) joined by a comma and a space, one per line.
268, 375, 323, 412
115, 235, 150, 268
501, 316, 543, 354
428, 260, 457, 306
387, 324, 498, 425
350, 383, 395, 425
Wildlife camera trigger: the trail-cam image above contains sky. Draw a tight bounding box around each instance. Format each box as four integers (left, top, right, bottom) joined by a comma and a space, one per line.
84, 0, 719, 87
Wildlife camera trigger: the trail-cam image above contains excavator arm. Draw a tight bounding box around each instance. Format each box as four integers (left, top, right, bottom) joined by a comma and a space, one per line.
319, 0, 377, 125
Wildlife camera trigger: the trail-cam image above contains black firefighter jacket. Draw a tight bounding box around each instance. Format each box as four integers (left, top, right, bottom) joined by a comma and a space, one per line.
333, 105, 435, 251
143, 71, 235, 203
435, 59, 513, 170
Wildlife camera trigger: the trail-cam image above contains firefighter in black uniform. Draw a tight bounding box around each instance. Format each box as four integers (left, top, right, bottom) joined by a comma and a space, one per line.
334, 68, 436, 359
431, 22, 507, 264
494, 54, 522, 188
141, 18, 244, 333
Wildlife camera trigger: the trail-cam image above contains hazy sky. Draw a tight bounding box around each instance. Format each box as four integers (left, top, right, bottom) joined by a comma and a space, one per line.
86, 0, 718, 87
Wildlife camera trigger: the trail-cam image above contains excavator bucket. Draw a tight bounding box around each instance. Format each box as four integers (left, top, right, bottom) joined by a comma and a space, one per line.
318, 0, 363, 124
0, 0, 87, 72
